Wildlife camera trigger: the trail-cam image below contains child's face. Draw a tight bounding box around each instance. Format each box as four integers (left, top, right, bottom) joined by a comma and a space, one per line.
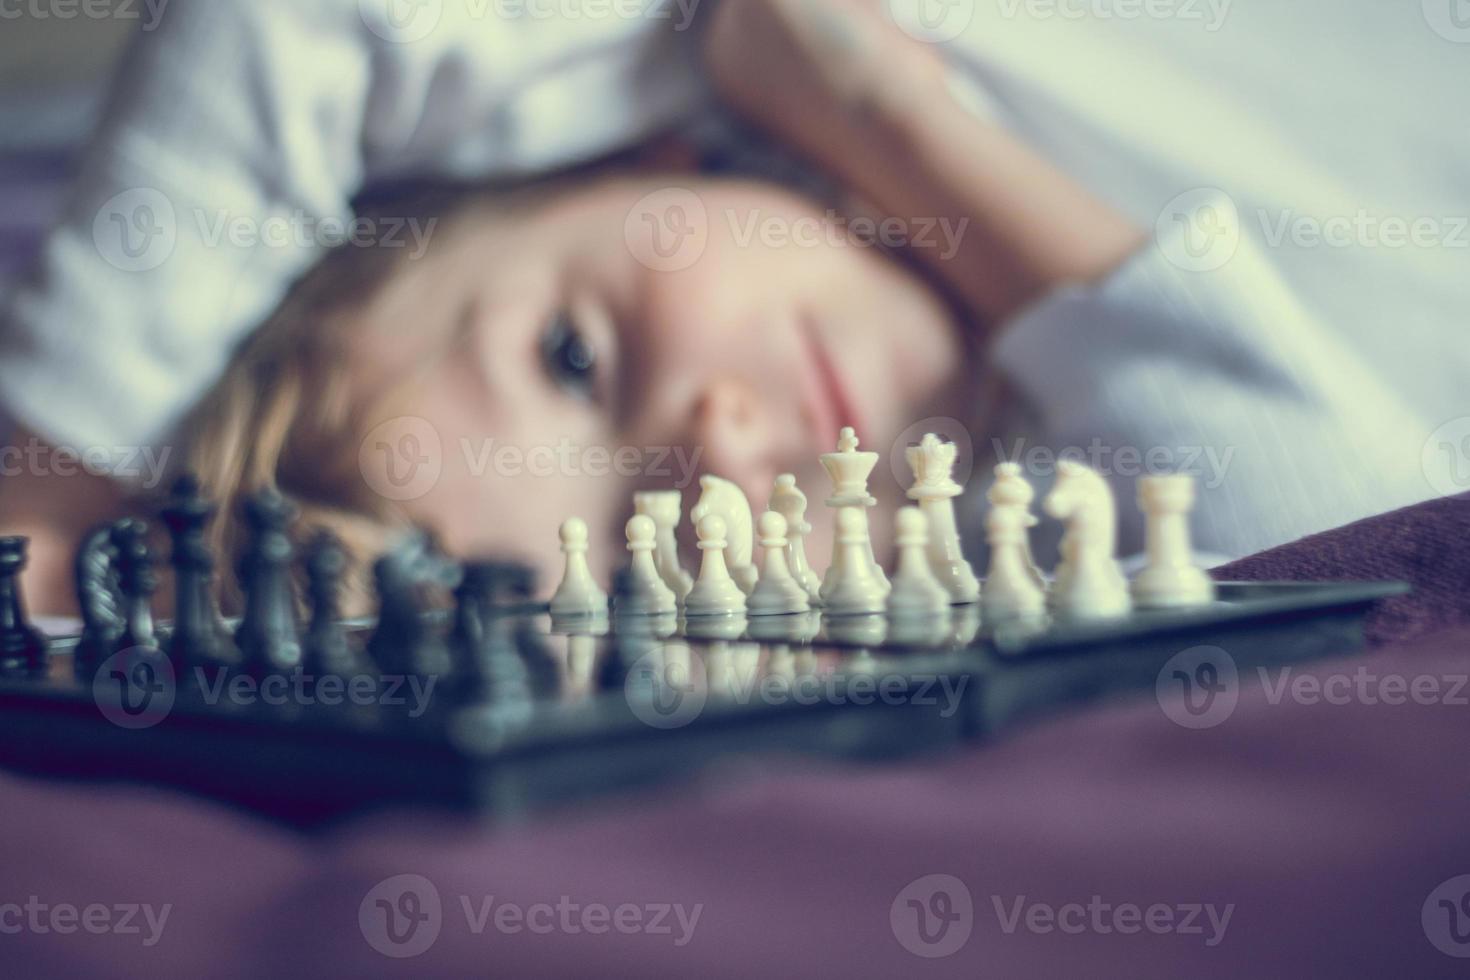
349, 176, 970, 588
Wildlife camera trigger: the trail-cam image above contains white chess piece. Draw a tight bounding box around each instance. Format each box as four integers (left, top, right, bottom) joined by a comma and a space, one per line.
885, 507, 950, 618
1131, 475, 1217, 608
616, 515, 678, 616
633, 490, 692, 599
819, 427, 890, 602
1043, 461, 1131, 620
981, 500, 1048, 621
747, 512, 812, 616
691, 476, 759, 595
823, 508, 887, 616
770, 474, 822, 602
683, 514, 748, 617
986, 463, 1047, 591
905, 434, 980, 603
549, 517, 608, 617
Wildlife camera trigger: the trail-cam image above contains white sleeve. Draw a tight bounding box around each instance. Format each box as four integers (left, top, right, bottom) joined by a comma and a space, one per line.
990, 193, 1435, 558
0, 0, 707, 454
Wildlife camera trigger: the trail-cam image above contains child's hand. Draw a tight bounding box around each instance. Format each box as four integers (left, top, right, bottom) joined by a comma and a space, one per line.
703, 0, 1144, 326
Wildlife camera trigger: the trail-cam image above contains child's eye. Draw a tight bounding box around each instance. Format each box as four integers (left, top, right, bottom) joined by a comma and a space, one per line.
540, 313, 597, 398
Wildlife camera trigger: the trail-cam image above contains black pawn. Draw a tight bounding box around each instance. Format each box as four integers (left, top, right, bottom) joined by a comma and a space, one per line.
235, 491, 302, 677
301, 530, 359, 679
367, 534, 453, 681
0, 537, 49, 676
72, 523, 123, 677
111, 519, 160, 654
159, 475, 235, 674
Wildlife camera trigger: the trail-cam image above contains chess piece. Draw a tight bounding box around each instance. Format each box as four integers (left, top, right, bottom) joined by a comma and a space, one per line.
981, 500, 1048, 621
747, 512, 811, 616
72, 523, 123, 677
683, 515, 747, 617
770, 474, 821, 602
111, 519, 160, 654
549, 517, 608, 617
301, 530, 359, 678
823, 508, 887, 616
0, 537, 48, 675
615, 515, 678, 616
1131, 475, 1217, 608
905, 434, 980, 604
1043, 461, 1131, 620
986, 463, 1046, 591
820, 427, 889, 602
885, 507, 950, 618
367, 532, 455, 679
451, 562, 532, 708
160, 475, 236, 674
235, 491, 303, 677
691, 476, 759, 594
633, 491, 692, 600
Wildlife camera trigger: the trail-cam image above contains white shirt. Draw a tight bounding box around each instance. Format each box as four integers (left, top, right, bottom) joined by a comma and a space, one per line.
2, 0, 1466, 557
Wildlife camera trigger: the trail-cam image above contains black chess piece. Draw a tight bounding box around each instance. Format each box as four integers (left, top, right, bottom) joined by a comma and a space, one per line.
367, 533, 454, 681
235, 491, 303, 678
0, 537, 49, 676
160, 475, 236, 675
111, 519, 160, 654
301, 529, 360, 679
72, 523, 123, 677
450, 562, 534, 705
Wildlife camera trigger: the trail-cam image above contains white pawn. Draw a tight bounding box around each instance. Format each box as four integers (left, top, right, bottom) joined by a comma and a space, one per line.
549, 517, 608, 617
1131, 475, 1217, 608
905, 434, 980, 604
748, 512, 811, 616
886, 507, 950, 618
819, 427, 889, 601
823, 508, 887, 616
1043, 460, 1131, 620
617, 515, 678, 616
986, 463, 1046, 591
683, 515, 747, 617
770, 474, 822, 602
633, 490, 692, 600
981, 502, 1047, 621
691, 476, 759, 595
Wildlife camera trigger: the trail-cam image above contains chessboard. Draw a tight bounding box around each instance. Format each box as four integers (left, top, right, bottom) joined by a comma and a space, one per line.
0, 429, 1409, 827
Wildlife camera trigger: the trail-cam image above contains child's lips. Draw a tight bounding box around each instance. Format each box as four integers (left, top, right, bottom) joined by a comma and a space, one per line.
800, 317, 866, 448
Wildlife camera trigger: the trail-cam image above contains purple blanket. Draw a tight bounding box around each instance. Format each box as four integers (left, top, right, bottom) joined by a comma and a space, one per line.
6, 495, 1470, 978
